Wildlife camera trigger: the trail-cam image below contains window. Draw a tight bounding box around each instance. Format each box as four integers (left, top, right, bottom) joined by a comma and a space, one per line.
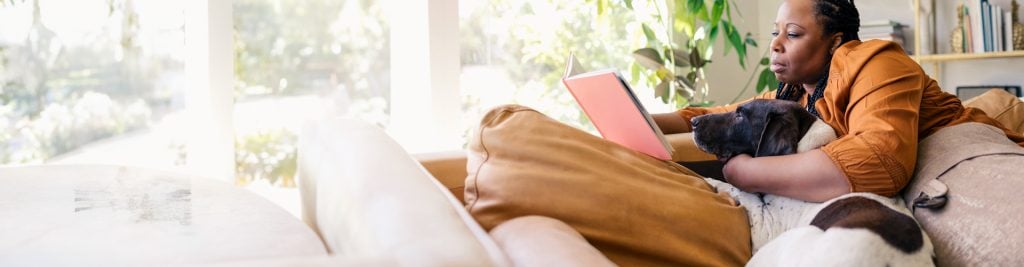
232, 0, 389, 213
459, 0, 674, 140
0, 0, 186, 168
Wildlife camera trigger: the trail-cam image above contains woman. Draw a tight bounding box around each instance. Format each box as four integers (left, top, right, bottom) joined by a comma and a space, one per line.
654, 0, 1024, 202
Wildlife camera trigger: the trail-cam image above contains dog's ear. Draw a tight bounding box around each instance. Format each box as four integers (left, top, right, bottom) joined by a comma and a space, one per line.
753, 101, 809, 157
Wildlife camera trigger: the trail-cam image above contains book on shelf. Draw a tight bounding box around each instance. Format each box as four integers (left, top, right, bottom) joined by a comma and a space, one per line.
961, 0, 1015, 53
561, 53, 674, 160
858, 19, 907, 53
1005, 10, 1013, 51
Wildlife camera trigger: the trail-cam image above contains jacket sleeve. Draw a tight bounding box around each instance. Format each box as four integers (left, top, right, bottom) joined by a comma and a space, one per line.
673, 90, 778, 132
820, 56, 925, 197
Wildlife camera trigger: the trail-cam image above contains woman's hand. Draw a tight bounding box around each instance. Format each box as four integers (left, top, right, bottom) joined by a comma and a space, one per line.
720, 150, 852, 202
722, 154, 756, 191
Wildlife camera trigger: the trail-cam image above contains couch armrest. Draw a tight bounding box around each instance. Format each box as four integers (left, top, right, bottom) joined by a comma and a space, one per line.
297, 118, 509, 267
667, 133, 717, 162
414, 151, 469, 202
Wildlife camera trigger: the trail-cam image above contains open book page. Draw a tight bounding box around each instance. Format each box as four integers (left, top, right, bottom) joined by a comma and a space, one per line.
561, 53, 674, 160
563, 52, 587, 78
614, 72, 674, 155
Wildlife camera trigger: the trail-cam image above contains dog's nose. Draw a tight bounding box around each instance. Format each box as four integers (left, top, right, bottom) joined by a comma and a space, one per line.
690, 118, 700, 129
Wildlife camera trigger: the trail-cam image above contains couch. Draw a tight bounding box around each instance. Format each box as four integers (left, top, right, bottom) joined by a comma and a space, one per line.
292, 89, 1024, 266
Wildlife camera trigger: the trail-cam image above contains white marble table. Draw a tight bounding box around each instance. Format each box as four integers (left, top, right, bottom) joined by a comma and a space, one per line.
0, 165, 327, 266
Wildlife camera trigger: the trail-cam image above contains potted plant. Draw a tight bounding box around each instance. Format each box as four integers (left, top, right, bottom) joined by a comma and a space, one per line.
596, 0, 777, 107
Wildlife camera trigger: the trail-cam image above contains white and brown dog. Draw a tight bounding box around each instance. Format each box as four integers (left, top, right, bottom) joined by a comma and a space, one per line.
691, 99, 934, 266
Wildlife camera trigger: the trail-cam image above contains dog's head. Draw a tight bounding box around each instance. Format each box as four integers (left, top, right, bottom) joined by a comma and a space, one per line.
691, 99, 817, 160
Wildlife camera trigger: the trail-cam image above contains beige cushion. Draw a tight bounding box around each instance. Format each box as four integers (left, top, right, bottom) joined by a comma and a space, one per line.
465, 104, 751, 267
489, 216, 616, 267
904, 122, 1024, 266
962, 89, 1024, 133
297, 117, 510, 267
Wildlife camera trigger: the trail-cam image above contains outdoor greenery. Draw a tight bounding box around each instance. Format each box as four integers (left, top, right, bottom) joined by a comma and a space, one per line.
1, 0, 776, 187
0, 0, 173, 164
233, 0, 388, 103
459, 0, 637, 133
231, 0, 390, 186
235, 128, 297, 187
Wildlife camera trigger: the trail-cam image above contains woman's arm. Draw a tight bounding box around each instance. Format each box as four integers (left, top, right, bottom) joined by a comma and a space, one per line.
653, 90, 780, 134
723, 150, 850, 202
652, 113, 691, 134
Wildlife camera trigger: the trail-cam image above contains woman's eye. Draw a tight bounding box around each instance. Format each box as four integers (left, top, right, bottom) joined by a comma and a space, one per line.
788, 33, 799, 38
771, 31, 779, 37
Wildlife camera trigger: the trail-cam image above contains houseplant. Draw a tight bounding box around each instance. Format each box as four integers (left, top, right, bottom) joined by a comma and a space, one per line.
596, 0, 777, 107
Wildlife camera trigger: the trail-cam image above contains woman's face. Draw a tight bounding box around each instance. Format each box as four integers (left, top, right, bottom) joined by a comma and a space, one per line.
770, 0, 840, 86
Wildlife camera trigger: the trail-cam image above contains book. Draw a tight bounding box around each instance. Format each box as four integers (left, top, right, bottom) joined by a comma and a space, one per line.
1004, 10, 1013, 51
561, 53, 674, 160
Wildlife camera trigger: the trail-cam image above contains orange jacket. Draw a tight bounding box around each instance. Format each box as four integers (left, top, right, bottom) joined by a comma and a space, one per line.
674, 40, 1024, 197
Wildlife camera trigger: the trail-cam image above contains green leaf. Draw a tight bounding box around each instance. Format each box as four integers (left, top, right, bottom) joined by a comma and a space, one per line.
764, 68, 779, 93
760, 57, 769, 66
707, 23, 720, 43
624, 0, 633, 9
721, 22, 733, 57
641, 23, 658, 44
630, 63, 642, 84
726, 23, 746, 68
745, 32, 758, 47
655, 80, 671, 103
689, 46, 706, 68
687, 0, 705, 15
670, 48, 690, 67
711, 0, 725, 25
597, 0, 606, 16
688, 0, 709, 21
632, 48, 665, 70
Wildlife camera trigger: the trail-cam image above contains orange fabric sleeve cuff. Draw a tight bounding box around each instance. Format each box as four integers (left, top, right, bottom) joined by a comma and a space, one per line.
821, 135, 902, 197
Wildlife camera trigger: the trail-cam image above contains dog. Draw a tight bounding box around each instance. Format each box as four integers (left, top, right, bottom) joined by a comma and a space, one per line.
690, 99, 934, 266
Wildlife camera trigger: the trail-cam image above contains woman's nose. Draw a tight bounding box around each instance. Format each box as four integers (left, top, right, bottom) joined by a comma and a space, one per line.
771, 36, 782, 53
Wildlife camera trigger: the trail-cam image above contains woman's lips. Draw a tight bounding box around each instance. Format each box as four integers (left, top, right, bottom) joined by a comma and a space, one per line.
770, 63, 786, 73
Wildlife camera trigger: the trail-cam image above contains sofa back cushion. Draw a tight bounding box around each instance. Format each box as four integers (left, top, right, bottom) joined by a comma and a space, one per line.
464, 104, 751, 266
904, 122, 1024, 266
962, 89, 1024, 133
297, 117, 510, 266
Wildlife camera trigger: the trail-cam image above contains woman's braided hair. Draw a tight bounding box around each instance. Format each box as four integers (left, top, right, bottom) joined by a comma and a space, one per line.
776, 0, 861, 118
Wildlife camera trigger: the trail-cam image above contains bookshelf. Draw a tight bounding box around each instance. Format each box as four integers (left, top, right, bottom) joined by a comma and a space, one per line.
910, 0, 1023, 90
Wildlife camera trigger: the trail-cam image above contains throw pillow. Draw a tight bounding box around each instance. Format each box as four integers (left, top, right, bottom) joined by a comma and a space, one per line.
962, 89, 1024, 133
464, 104, 751, 266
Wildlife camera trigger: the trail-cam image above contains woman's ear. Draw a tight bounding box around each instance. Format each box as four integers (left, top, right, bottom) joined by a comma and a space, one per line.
829, 32, 844, 54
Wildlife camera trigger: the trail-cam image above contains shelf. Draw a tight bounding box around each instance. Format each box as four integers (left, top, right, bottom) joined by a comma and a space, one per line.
912, 51, 1024, 62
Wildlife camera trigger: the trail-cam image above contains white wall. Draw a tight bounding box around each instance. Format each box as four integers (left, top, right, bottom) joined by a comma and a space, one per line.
703, 2, 764, 104
709, 0, 1024, 102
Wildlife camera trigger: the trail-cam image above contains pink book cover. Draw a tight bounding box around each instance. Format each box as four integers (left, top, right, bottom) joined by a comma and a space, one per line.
561, 54, 673, 160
